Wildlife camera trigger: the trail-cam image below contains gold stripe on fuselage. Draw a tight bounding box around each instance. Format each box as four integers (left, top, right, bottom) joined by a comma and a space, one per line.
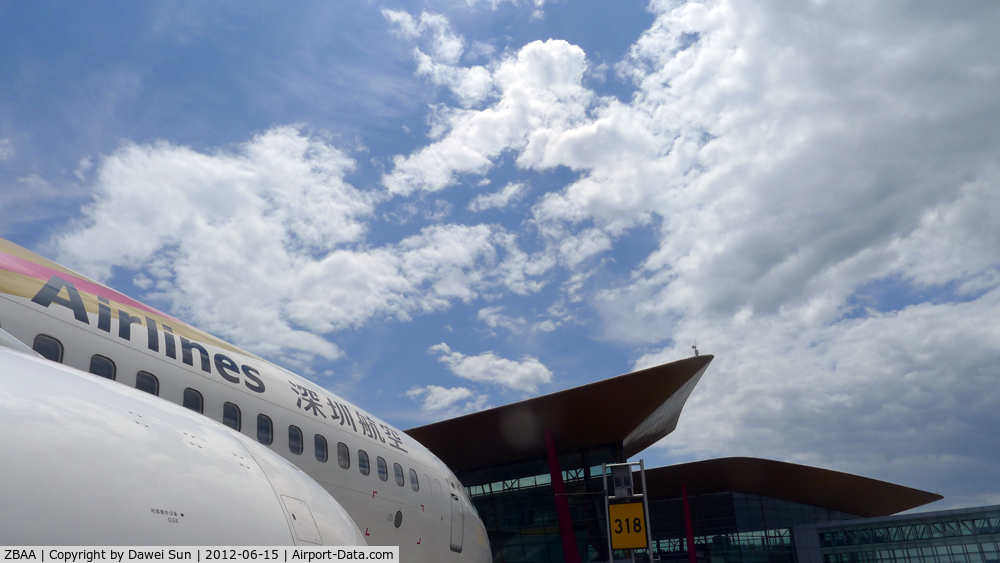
0, 239, 261, 361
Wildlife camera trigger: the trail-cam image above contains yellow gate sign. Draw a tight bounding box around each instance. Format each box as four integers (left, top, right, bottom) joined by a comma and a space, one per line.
608, 501, 648, 550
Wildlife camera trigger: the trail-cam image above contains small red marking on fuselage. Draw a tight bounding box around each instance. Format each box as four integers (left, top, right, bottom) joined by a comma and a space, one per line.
417, 538, 421, 545
420, 504, 424, 512
365, 528, 370, 536
372, 491, 377, 498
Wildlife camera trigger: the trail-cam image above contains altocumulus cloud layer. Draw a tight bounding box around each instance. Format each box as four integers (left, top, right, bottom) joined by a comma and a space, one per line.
50, 0, 1000, 506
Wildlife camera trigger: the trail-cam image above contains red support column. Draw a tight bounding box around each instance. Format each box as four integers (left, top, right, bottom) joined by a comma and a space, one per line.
681, 485, 697, 563
545, 430, 581, 563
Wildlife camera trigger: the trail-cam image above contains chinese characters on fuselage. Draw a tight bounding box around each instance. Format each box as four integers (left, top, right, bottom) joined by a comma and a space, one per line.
289, 382, 407, 452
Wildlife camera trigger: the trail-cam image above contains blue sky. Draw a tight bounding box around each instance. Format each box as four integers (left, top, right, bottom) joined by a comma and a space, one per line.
2, 0, 999, 509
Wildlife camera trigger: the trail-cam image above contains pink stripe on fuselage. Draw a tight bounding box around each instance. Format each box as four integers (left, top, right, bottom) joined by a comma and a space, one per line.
0, 250, 178, 323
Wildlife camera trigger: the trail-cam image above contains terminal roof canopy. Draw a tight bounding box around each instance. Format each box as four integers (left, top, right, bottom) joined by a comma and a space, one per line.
406, 354, 943, 519
405, 355, 714, 472
637, 457, 944, 517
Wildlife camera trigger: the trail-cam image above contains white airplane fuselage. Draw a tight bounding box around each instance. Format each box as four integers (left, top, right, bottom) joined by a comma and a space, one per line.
0, 341, 369, 546
0, 238, 490, 561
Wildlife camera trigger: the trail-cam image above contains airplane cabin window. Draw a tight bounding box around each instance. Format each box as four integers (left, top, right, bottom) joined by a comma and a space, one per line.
315, 435, 328, 463
88, 355, 116, 380
358, 450, 370, 475
409, 468, 420, 491
182, 388, 203, 413
135, 371, 159, 396
32, 334, 63, 363
394, 462, 404, 487
337, 442, 350, 469
377, 456, 388, 482
257, 414, 273, 445
223, 402, 241, 431
288, 425, 303, 455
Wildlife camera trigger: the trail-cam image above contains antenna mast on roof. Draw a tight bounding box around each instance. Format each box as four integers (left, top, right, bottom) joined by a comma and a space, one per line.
692, 341, 699, 356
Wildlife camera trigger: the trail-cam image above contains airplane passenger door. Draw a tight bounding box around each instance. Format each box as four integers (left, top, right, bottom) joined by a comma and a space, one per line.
449, 491, 464, 553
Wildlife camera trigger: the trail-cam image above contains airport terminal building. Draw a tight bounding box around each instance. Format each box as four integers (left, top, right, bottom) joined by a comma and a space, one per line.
405, 356, 1000, 563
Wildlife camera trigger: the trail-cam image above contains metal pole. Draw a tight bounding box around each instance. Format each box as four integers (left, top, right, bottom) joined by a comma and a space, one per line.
604, 463, 613, 563
639, 459, 654, 561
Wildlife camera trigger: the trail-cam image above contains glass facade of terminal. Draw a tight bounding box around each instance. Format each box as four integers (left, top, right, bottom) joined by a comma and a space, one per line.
460, 448, 861, 563
646, 491, 859, 563
459, 445, 999, 563
462, 457, 1000, 563
458, 443, 622, 563
794, 506, 1000, 563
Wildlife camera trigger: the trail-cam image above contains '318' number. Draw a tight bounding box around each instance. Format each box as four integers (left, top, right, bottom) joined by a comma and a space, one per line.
614, 517, 642, 534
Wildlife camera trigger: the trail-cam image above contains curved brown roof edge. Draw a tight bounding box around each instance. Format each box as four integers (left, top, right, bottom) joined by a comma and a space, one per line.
636, 457, 943, 518
623, 361, 712, 458
405, 355, 714, 472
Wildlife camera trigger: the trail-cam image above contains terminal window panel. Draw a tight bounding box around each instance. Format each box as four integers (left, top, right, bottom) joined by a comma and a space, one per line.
642, 492, 851, 563
823, 543, 1000, 563
459, 446, 619, 563
817, 510, 1000, 563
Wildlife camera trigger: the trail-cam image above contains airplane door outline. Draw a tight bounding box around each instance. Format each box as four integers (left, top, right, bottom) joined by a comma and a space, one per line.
433, 479, 444, 514
281, 495, 322, 545
449, 492, 464, 553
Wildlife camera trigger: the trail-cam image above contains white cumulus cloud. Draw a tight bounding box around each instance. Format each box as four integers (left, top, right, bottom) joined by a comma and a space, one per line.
477, 306, 525, 332
406, 385, 489, 415
383, 9, 493, 107
635, 286, 1000, 507
469, 182, 529, 212
54, 127, 545, 363
429, 342, 553, 393
382, 38, 592, 196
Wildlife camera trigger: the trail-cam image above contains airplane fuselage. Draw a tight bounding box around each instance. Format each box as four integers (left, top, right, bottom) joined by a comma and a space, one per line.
0, 238, 490, 562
